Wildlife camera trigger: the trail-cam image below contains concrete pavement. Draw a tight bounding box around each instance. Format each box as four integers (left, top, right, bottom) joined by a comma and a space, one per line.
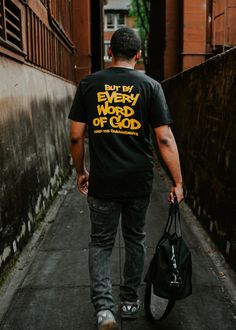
0, 166, 236, 329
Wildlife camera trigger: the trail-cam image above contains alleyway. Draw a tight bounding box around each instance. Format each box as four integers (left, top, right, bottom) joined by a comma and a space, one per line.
0, 166, 236, 330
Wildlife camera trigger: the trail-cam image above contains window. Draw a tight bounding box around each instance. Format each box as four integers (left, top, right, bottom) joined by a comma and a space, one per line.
117, 13, 125, 28
105, 12, 126, 30
107, 13, 115, 29
0, 0, 22, 50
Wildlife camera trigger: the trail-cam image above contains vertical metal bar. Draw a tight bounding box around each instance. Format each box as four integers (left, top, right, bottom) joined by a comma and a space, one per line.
48, 29, 51, 71
19, 0, 23, 49
52, 31, 54, 73
43, 24, 46, 69
49, 29, 51, 71
35, 16, 39, 65
51, 30, 54, 72
31, 12, 35, 64
54, 36, 57, 74
1, 0, 6, 40
41, 22, 45, 68
38, 20, 42, 67
46, 27, 49, 70
61, 42, 63, 78
57, 39, 59, 76
38, 18, 40, 66
59, 40, 61, 76
26, 6, 30, 60
58, 39, 60, 75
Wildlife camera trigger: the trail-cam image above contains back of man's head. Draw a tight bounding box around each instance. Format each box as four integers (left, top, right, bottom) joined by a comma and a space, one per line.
110, 27, 141, 60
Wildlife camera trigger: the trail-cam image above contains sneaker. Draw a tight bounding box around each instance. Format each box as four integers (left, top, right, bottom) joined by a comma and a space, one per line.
97, 310, 119, 330
120, 300, 140, 319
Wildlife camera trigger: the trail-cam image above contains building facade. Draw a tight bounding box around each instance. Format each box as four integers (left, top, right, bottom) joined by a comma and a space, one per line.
103, 0, 143, 70
148, 0, 236, 80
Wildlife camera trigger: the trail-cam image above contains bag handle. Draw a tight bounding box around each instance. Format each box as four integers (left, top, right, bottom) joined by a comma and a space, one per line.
164, 198, 181, 236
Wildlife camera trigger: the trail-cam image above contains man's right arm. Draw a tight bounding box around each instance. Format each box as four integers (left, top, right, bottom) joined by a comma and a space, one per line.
154, 125, 184, 203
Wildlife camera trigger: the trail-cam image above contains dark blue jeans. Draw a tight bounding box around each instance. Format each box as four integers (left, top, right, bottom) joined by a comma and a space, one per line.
87, 196, 150, 313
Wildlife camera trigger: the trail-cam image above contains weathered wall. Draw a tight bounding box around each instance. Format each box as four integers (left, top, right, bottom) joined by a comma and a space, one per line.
0, 56, 75, 271
162, 47, 236, 270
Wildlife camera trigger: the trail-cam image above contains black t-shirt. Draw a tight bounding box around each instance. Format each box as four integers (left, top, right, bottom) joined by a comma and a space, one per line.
69, 67, 172, 198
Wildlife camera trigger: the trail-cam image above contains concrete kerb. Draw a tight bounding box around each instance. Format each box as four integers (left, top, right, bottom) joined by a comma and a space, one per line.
0, 173, 76, 322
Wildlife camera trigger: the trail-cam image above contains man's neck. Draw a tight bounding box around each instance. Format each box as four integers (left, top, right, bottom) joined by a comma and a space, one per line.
110, 58, 135, 69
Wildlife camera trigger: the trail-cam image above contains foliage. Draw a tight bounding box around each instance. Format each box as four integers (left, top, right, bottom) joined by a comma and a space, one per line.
129, 0, 151, 69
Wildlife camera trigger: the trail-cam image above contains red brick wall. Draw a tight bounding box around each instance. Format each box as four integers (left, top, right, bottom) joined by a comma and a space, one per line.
150, 0, 236, 80
72, 1, 91, 82
152, 0, 209, 79
182, 0, 207, 70
164, 0, 181, 78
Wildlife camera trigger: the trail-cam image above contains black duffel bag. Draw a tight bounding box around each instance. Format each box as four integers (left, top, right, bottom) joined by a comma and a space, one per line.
144, 199, 192, 321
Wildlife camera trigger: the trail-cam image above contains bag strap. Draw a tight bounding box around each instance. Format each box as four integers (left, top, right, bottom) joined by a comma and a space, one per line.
144, 284, 175, 322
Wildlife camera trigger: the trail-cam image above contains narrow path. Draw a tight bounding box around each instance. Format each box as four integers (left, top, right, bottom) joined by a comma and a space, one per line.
0, 168, 236, 329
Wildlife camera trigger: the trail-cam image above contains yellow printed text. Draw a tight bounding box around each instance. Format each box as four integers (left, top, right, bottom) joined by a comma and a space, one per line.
97, 91, 140, 106
97, 103, 134, 117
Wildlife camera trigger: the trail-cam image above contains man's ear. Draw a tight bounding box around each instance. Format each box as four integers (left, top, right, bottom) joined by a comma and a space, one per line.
107, 46, 112, 58
135, 50, 141, 61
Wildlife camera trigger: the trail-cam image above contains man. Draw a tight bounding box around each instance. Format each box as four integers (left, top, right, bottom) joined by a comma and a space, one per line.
69, 27, 184, 330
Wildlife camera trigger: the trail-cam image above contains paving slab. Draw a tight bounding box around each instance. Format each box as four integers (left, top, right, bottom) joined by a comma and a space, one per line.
1, 287, 123, 330
21, 248, 121, 288
0, 167, 236, 330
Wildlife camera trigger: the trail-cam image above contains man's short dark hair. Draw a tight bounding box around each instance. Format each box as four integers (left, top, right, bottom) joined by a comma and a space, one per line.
110, 27, 141, 60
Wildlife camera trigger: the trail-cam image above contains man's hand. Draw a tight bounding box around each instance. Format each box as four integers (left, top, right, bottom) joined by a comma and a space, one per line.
169, 183, 184, 204
77, 171, 89, 195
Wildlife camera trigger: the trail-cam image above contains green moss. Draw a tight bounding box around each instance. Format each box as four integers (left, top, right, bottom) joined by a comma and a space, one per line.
0, 255, 18, 288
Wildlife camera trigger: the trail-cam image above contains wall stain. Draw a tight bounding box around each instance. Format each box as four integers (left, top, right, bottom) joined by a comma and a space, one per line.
0, 96, 74, 270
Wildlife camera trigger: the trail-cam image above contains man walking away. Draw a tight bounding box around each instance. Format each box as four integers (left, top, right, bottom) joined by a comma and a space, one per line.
69, 27, 184, 330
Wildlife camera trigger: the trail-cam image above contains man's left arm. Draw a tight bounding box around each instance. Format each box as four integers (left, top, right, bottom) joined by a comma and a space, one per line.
154, 125, 184, 203
70, 120, 89, 195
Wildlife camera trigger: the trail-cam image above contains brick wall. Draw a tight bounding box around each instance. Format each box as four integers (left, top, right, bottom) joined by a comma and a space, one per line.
162, 47, 236, 270
164, 0, 181, 78
182, 0, 207, 70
